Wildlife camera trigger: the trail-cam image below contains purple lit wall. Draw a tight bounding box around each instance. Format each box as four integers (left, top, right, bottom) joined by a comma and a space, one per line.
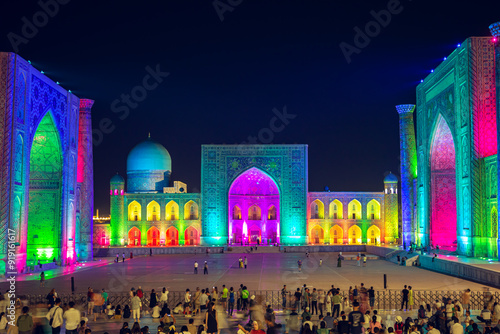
430, 116, 457, 250
228, 168, 280, 245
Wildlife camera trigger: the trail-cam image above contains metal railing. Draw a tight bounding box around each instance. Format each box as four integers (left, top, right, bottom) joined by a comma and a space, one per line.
25, 290, 497, 312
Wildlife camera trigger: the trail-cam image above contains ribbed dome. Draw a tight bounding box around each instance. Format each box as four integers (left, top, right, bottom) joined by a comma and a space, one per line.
127, 137, 171, 172
384, 173, 398, 183
110, 174, 124, 183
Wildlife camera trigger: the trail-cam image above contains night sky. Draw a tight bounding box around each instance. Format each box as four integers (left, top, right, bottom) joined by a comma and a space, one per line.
1, 1, 499, 215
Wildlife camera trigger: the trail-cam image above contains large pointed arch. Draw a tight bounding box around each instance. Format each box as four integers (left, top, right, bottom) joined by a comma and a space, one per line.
348, 200, 361, 220
430, 114, 457, 251
184, 200, 199, 220
310, 199, 324, 219
165, 200, 179, 221
228, 167, 280, 245
128, 201, 141, 221
348, 225, 362, 244
27, 112, 63, 263
310, 225, 324, 244
147, 201, 160, 221
128, 227, 141, 246
329, 199, 343, 219
330, 225, 343, 244
184, 226, 200, 246
166, 226, 179, 246
367, 225, 381, 245
367, 199, 381, 220
147, 226, 160, 246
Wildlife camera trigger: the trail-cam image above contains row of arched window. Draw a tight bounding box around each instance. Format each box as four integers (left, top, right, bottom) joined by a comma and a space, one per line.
128, 200, 199, 221
309, 199, 381, 220
231, 205, 277, 220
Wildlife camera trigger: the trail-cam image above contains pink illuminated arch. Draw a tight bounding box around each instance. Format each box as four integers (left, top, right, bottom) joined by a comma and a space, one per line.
228, 167, 280, 245
430, 115, 457, 251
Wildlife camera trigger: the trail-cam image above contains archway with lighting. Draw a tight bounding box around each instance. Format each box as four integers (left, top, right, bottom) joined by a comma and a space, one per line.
128, 227, 141, 246
367, 225, 381, 245
147, 226, 160, 246
184, 226, 200, 246
430, 115, 457, 251
310, 225, 324, 244
228, 167, 280, 245
330, 225, 343, 244
348, 225, 362, 244
166, 226, 179, 246
27, 113, 63, 263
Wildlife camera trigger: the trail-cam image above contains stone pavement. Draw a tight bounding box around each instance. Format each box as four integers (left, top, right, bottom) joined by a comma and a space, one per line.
15, 251, 499, 295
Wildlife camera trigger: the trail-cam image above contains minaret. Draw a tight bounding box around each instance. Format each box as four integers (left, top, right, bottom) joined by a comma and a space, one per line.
396, 104, 418, 249
110, 174, 125, 246
77, 99, 94, 260
490, 22, 500, 260
384, 173, 399, 244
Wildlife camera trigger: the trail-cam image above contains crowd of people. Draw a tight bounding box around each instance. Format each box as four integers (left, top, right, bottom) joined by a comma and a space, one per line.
2, 281, 498, 334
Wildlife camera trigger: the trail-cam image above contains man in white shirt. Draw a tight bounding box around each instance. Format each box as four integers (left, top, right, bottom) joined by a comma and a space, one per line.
46, 298, 63, 333
194, 261, 198, 274
63, 301, 81, 334
446, 300, 454, 319
200, 289, 209, 310
450, 317, 464, 334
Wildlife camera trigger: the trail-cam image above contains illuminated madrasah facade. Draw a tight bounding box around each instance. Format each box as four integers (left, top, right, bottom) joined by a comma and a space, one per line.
97, 140, 399, 248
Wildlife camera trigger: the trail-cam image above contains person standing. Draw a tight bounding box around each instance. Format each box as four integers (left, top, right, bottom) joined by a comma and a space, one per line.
319, 259, 323, 267
462, 289, 471, 314
17, 306, 34, 334
281, 285, 287, 310
348, 302, 365, 334
332, 291, 342, 318
102, 288, 109, 312
318, 290, 325, 317
228, 287, 235, 316
363, 256, 367, 267
131, 291, 142, 323
40, 272, 45, 287
194, 261, 198, 274
62, 302, 80, 334
241, 286, 249, 311
244, 257, 248, 269
356, 254, 361, 267
204, 261, 208, 275
221, 285, 228, 310
184, 289, 192, 315
401, 285, 409, 311
116, 253, 119, 263
311, 288, 318, 315
193, 287, 202, 315
150, 289, 158, 311
298, 260, 302, 272
368, 287, 375, 309
337, 254, 342, 267
159, 287, 169, 307
205, 303, 218, 334
46, 298, 63, 334
408, 286, 414, 311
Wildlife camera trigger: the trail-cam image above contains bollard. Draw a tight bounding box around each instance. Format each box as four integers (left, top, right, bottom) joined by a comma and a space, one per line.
71, 276, 75, 294
384, 274, 387, 289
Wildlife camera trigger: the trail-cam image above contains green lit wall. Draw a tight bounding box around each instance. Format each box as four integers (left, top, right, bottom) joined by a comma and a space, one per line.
27, 113, 63, 262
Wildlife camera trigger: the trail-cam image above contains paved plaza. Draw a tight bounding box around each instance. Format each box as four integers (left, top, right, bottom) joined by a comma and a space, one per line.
17, 251, 499, 295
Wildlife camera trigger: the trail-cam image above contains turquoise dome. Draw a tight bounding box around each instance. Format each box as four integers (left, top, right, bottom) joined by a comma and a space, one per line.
110, 174, 124, 183
384, 173, 398, 183
127, 137, 172, 172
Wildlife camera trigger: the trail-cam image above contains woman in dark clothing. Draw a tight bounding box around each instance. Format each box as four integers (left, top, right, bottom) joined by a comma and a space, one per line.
150, 289, 158, 308
205, 303, 218, 334
123, 305, 131, 319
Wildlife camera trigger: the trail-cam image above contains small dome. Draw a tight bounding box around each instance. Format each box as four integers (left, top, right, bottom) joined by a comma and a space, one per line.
384, 173, 398, 183
127, 136, 171, 172
110, 174, 124, 183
